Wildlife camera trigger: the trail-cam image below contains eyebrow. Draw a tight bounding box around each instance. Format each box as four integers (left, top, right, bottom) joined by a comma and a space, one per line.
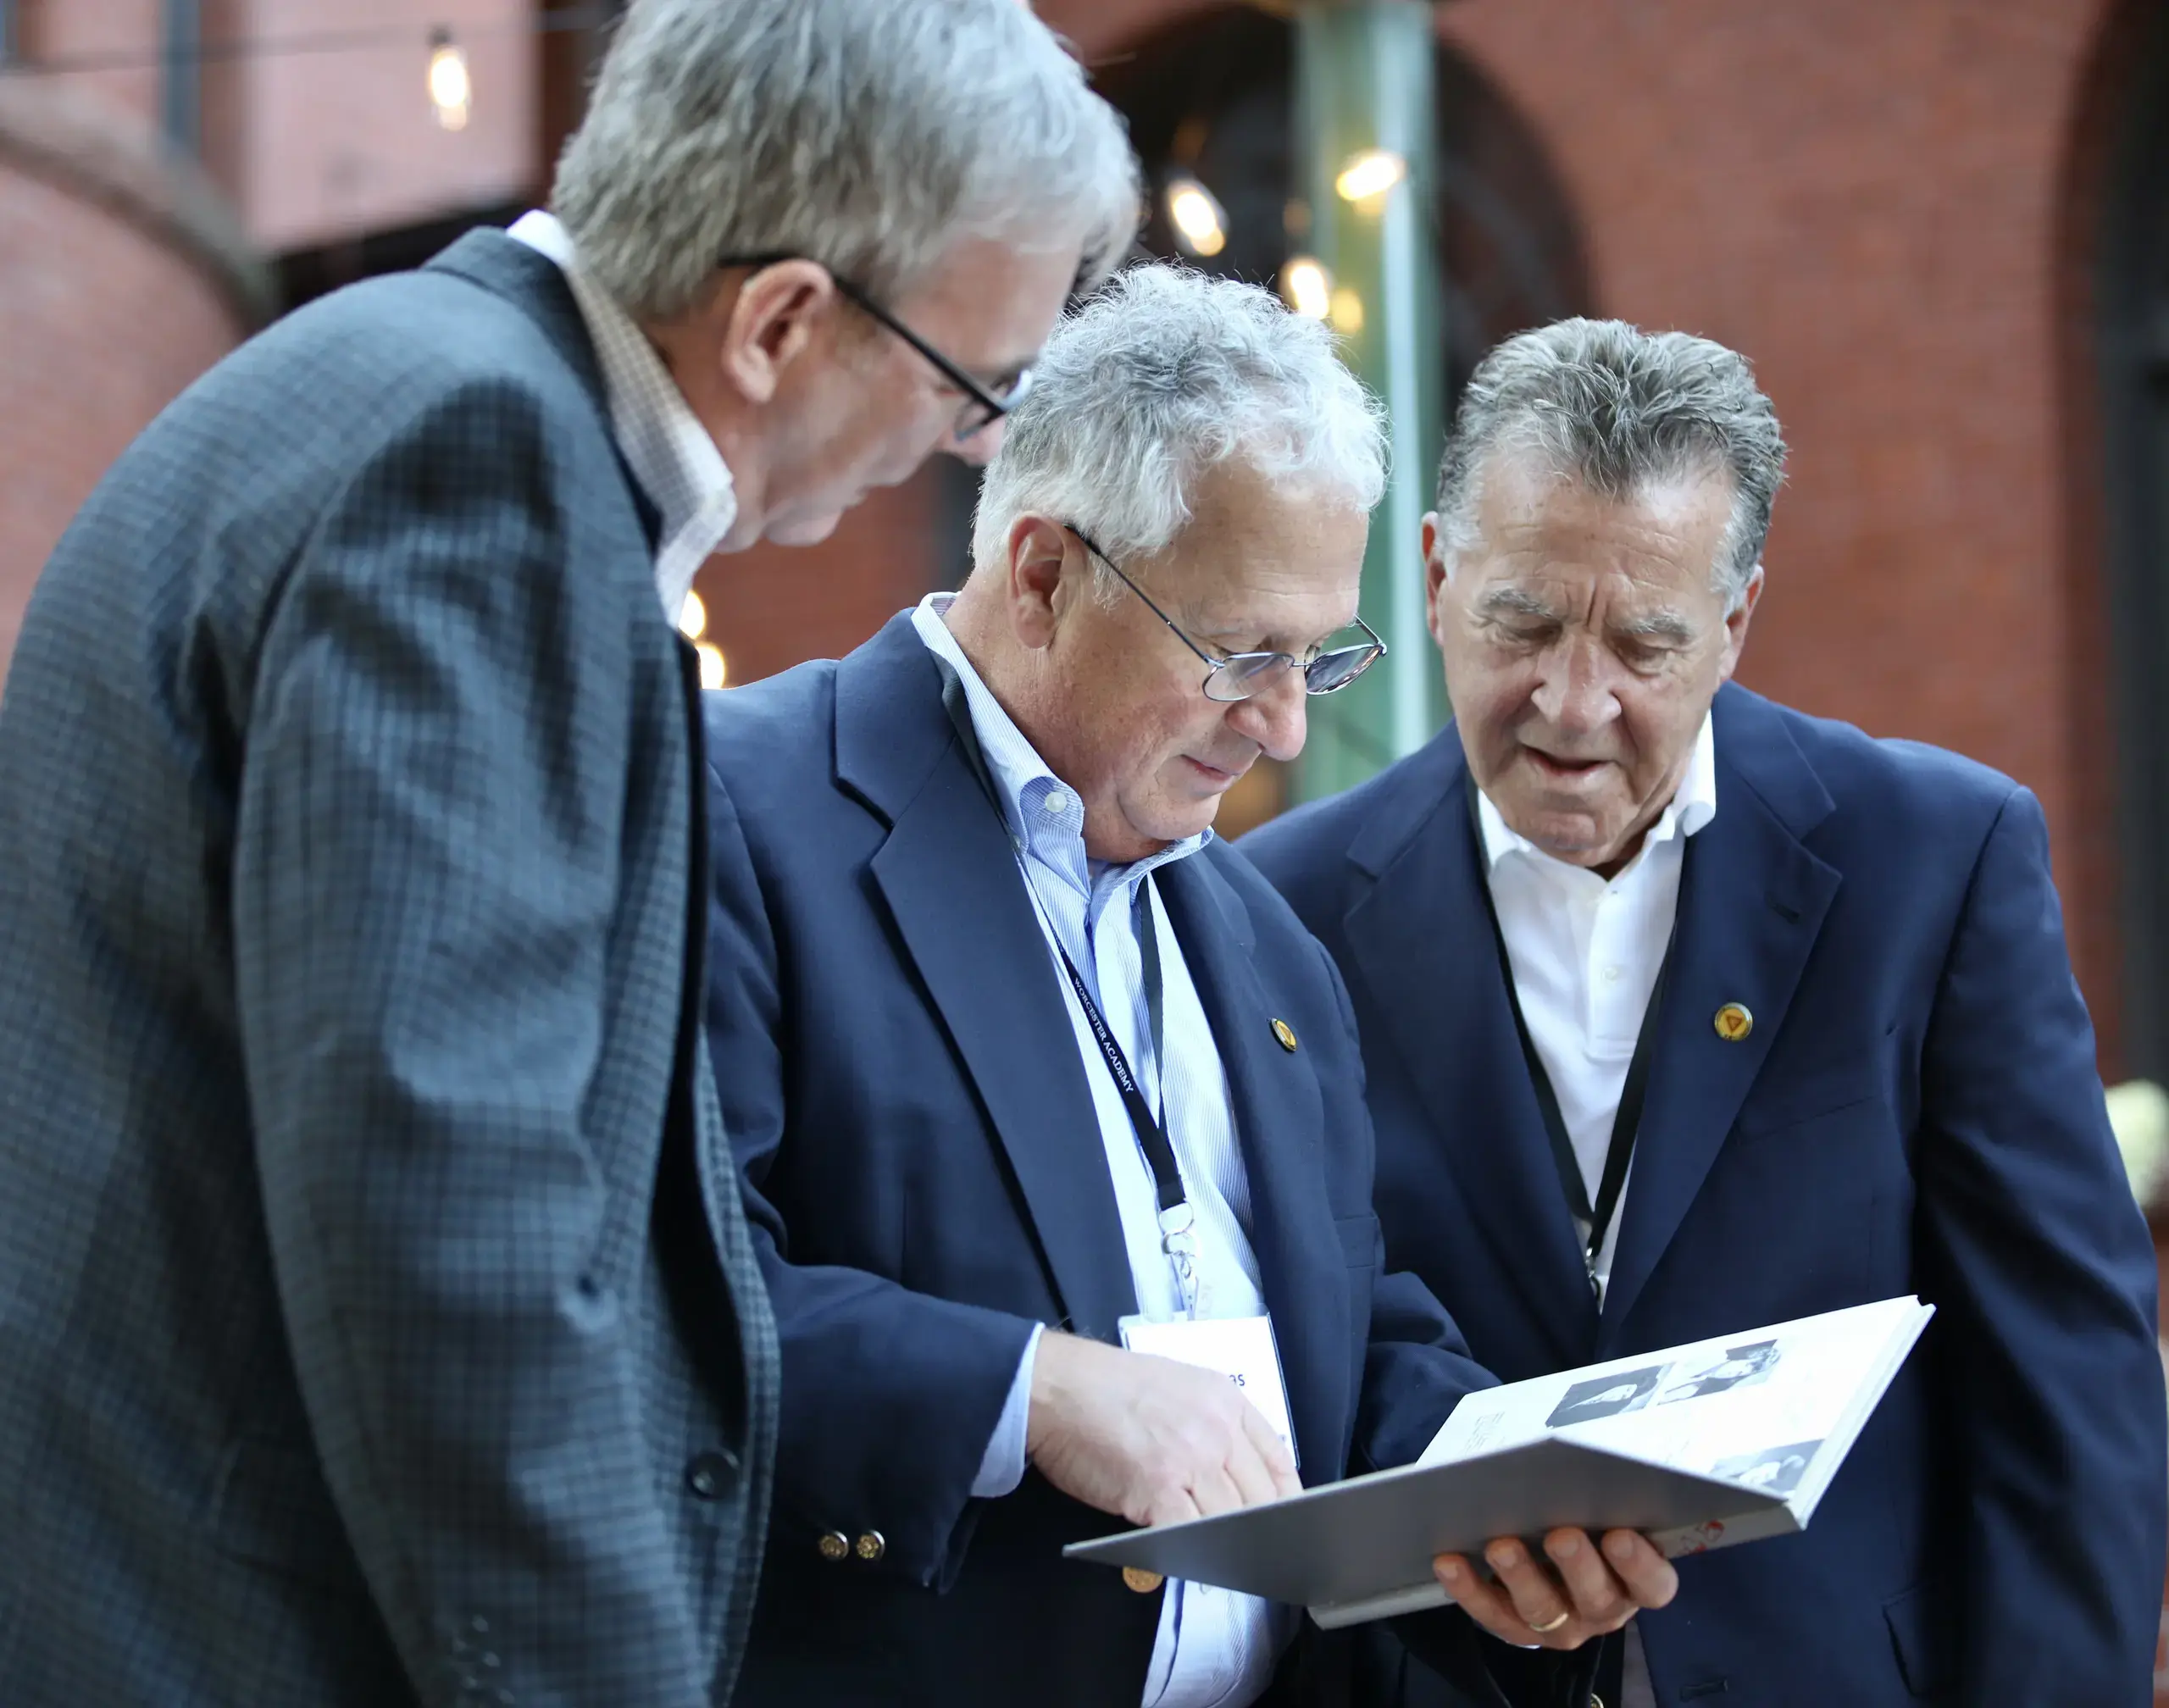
1615, 610, 1696, 645
1474, 586, 1563, 623
1477, 585, 1695, 646
980, 348, 1040, 388
1195, 615, 1356, 656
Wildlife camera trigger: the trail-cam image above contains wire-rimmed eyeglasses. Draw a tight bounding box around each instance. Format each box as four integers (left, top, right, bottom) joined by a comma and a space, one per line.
716, 251, 1032, 442
1065, 524, 1388, 704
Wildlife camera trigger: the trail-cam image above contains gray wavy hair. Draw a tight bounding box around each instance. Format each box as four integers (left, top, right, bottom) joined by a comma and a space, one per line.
552, 0, 1140, 320
1434, 319, 1787, 611
972, 264, 1388, 582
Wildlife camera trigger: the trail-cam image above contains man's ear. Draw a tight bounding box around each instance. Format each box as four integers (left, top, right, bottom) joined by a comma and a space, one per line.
1422, 511, 1451, 648
714, 260, 837, 405
1006, 515, 1074, 651
1717, 562, 1765, 682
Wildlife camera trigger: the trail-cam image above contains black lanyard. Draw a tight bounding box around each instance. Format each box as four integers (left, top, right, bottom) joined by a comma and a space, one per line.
933, 657, 1196, 1267
1048, 892, 1183, 1217
1465, 774, 1683, 1301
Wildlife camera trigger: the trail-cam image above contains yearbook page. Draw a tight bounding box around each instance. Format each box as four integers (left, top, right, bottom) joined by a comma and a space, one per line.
1417, 1295, 1933, 1560
1063, 1296, 1933, 1627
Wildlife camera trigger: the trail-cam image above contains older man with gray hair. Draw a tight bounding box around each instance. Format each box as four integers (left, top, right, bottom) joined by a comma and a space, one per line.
0, 3, 1133, 1705
699, 269, 1677, 1707
1246, 319, 2167, 1705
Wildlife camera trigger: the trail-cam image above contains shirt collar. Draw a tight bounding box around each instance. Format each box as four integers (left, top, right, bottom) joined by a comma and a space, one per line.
1475, 707, 1718, 875
910, 592, 1210, 913
508, 210, 737, 624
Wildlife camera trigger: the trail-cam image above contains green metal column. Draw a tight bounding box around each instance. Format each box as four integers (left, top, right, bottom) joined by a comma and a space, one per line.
1290, 0, 1445, 804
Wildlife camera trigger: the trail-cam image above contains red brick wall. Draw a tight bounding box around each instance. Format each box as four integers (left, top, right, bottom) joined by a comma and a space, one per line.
219, 0, 539, 254
19, 0, 166, 141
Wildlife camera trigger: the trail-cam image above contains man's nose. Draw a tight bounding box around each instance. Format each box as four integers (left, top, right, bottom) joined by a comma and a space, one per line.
1229, 663, 1308, 763
1529, 640, 1619, 736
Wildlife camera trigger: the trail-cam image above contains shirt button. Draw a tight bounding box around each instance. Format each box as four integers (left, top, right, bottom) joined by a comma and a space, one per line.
1602, 966, 1623, 984
1043, 789, 1069, 814
685, 1448, 741, 1500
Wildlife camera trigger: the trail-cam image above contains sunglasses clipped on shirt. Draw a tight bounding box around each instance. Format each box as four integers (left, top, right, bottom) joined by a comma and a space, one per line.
1066, 525, 1389, 704
716, 251, 1032, 442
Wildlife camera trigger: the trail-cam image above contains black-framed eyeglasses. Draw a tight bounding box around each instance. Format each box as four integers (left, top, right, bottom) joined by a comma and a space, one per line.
1065, 524, 1388, 704
717, 251, 1032, 441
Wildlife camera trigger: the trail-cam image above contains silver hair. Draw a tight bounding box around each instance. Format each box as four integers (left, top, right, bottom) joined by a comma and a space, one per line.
1434, 318, 1787, 610
552, 0, 1140, 321
971, 263, 1388, 587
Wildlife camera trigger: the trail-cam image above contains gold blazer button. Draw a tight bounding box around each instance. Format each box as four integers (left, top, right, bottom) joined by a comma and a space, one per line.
1271, 1018, 1298, 1052
1713, 1003, 1754, 1042
1122, 1567, 1165, 1594
817, 1531, 851, 1562
855, 1531, 886, 1562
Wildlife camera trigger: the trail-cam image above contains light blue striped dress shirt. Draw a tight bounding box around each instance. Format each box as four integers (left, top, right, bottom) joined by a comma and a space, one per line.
913, 596, 1299, 1708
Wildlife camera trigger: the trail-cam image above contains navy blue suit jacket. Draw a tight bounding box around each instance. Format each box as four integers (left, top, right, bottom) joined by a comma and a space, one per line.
700, 615, 1588, 1707
1243, 683, 2167, 1705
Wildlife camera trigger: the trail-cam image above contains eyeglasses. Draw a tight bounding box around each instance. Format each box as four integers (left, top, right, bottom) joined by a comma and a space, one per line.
1065, 525, 1388, 703
716, 251, 1032, 442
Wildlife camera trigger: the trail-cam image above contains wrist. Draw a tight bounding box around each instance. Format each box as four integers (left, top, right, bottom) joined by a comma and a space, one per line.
1025, 1329, 1075, 1461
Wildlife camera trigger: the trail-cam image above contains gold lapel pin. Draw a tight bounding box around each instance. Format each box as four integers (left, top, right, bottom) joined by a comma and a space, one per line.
1123, 1567, 1165, 1594
1271, 1018, 1298, 1053
1713, 1003, 1754, 1042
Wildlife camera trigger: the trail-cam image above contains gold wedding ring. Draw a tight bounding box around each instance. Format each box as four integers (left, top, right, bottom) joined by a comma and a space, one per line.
1528, 1608, 1573, 1634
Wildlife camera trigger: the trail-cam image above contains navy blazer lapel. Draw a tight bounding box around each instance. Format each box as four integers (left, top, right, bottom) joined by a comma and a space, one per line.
840, 618, 1138, 1344
1599, 687, 1841, 1341
1156, 856, 1349, 1477
1343, 731, 1599, 1365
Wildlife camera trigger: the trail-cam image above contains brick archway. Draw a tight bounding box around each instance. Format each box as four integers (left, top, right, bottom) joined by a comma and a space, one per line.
0, 80, 270, 684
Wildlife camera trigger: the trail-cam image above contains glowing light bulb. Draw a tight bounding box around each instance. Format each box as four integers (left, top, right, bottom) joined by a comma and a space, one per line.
697, 643, 728, 690
678, 590, 707, 640
428, 30, 470, 131
1334, 148, 1406, 205
1165, 178, 1228, 258
1281, 257, 1332, 320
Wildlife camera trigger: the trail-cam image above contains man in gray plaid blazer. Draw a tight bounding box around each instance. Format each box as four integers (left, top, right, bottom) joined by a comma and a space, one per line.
0, 3, 1134, 1704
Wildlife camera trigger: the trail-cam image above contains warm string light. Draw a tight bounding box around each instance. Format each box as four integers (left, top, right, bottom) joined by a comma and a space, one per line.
426, 28, 469, 131
680, 592, 729, 690
1281, 256, 1332, 319
1164, 177, 1227, 258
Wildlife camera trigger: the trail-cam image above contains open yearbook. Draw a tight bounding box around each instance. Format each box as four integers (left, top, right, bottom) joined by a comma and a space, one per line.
1065, 1295, 1933, 1628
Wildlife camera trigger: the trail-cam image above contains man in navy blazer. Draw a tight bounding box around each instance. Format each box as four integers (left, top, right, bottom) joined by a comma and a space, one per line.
1245, 319, 2168, 1705
700, 271, 1676, 1707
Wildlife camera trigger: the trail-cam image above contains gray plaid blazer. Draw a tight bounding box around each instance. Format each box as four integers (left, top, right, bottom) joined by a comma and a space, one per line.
0, 230, 779, 1706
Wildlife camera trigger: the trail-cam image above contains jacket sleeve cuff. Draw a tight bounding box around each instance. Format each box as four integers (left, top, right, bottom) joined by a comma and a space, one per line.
971, 1323, 1043, 1500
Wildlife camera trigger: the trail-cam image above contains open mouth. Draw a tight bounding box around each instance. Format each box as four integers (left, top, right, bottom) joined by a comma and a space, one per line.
1523, 748, 1608, 782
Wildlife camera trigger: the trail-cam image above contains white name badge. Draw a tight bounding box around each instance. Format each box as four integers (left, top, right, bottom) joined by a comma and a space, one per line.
1118, 1312, 1299, 1467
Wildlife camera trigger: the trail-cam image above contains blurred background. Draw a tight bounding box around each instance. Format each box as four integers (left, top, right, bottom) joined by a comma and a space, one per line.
2, 0, 2167, 1669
